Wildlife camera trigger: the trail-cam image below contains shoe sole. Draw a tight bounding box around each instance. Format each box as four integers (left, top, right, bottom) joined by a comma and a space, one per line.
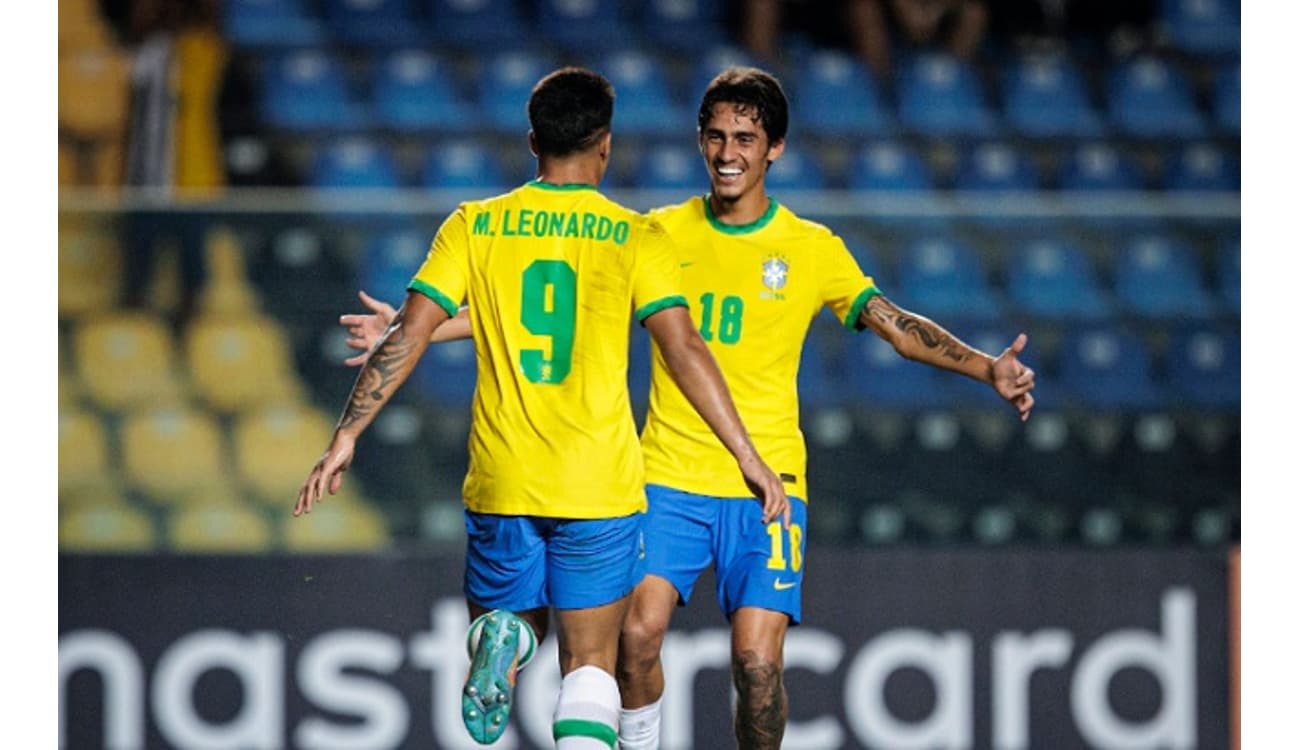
462, 613, 520, 745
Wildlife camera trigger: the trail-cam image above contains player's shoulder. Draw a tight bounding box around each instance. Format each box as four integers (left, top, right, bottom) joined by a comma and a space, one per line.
776, 203, 838, 242
646, 197, 704, 231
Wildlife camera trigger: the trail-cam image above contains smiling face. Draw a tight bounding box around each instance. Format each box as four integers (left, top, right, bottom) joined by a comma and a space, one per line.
698, 101, 785, 208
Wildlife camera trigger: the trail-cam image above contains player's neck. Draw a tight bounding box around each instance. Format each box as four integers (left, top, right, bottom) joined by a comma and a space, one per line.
707, 189, 771, 226
535, 154, 604, 189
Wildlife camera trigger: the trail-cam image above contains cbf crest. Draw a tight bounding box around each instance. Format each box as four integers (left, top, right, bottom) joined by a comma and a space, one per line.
761, 253, 789, 300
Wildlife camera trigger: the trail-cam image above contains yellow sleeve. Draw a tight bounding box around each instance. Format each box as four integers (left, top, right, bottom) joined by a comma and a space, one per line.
822, 238, 880, 331
632, 218, 688, 322
408, 206, 471, 316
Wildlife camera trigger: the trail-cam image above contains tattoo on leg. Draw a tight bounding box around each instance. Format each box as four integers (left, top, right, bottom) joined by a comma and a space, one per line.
732, 652, 786, 750
339, 317, 416, 430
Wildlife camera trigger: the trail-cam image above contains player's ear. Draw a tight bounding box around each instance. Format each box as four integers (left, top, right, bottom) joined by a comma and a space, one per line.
527, 130, 539, 158
598, 130, 612, 160
765, 137, 786, 164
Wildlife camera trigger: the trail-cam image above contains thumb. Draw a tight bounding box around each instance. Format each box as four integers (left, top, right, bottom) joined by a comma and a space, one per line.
1008, 332, 1028, 355
359, 290, 384, 313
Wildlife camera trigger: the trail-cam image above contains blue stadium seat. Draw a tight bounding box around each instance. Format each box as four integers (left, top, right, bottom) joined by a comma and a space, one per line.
632, 142, 700, 192
598, 50, 691, 137
538, 0, 631, 51
1114, 234, 1217, 319
798, 328, 850, 410
791, 50, 894, 137
1218, 237, 1240, 314
898, 53, 997, 137
308, 138, 401, 189
1059, 143, 1145, 191
412, 337, 477, 407
373, 50, 476, 132
420, 139, 507, 190
1108, 56, 1206, 138
1166, 326, 1240, 409
261, 50, 366, 130
953, 143, 1040, 191
1058, 326, 1166, 410
641, 0, 727, 53
1160, 0, 1240, 57
690, 45, 761, 102
360, 228, 430, 303
1006, 238, 1114, 320
765, 148, 827, 192
627, 324, 652, 411
1215, 63, 1240, 134
325, 0, 424, 48
1162, 142, 1239, 192
479, 50, 555, 133
896, 236, 1003, 321
427, 0, 526, 46
847, 331, 956, 410
846, 142, 933, 192
224, 0, 326, 47
1002, 53, 1105, 138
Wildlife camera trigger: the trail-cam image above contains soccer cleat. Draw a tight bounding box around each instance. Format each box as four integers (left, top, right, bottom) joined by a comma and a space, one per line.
462, 612, 521, 744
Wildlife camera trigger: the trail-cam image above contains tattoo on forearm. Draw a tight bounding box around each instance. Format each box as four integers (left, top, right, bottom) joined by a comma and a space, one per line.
339, 319, 416, 430
732, 653, 787, 750
866, 296, 969, 363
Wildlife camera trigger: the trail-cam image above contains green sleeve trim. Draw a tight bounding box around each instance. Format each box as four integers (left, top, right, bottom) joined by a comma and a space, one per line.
635, 294, 688, 324
553, 719, 617, 748
844, 286, 881, 331
406, 279, 460, 317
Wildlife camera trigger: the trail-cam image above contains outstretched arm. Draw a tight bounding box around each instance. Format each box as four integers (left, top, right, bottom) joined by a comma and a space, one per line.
340, 290, 471, 366
643, 306, 791, 526
295, 291, 450, 516
858, 294, 1036, 421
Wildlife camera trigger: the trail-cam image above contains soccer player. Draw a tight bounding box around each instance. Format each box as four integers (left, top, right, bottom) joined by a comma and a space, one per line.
298, 67, 789, 749
339, 67, 1035, 750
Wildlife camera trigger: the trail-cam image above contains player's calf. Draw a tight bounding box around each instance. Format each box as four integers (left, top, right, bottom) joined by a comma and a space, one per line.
732, 649, 787, 750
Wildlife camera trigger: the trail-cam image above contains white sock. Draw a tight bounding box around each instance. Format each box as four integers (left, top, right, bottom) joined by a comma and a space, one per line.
553, 665, 620, 749
465, 610, 539, 671
617, 697, 662, 750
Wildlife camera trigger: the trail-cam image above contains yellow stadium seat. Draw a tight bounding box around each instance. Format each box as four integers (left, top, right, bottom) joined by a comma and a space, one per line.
59, 0, 117, 54
59, 49, 131, 138
59, 408, 111, 491
60, 483, 129, 511
120, 407, 227, 503
195, 227, 264, 316
233, 405, 335, 504
75, 312, 186, 411
167, 503, 274, 553
185, 315, 302, 413
60, 501, 156, 553
59, 224, 123, 319
282, 500, 390, 552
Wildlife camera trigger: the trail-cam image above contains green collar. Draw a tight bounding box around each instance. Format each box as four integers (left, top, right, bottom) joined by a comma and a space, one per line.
702, 194, 779, 235
527, 179, 596, 192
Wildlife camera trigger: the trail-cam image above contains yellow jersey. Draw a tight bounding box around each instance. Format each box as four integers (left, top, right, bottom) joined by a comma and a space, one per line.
641, 196, 878, 500
409, 181, 686, 518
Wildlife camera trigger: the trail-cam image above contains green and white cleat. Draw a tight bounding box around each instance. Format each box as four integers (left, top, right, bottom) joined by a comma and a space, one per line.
462, 612, 521, 745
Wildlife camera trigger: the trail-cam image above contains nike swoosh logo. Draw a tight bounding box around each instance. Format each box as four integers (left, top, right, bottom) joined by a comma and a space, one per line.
774, 580, 797, 591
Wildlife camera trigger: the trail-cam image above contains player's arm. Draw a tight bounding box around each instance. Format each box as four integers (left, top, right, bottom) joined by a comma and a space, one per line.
857, 294, 1036, 421
295, 291, 450, 516
340, 290, 471, 366
643, 306, 791, 526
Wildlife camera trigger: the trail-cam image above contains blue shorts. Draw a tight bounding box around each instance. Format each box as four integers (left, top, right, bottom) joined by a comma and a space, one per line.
463, 511, 645, 612
642, 484, 808, 624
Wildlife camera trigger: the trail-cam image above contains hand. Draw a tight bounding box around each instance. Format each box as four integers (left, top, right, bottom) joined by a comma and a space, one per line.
991, 332, 1036, 422
294, 433, 356, 516
340, 290, 398, 367
740, 455, 792, 529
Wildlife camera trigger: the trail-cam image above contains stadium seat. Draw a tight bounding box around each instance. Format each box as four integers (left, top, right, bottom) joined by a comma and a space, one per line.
1166, 326, 1240, 409
953, 143, 1041, 191
846, 142, 933, 192
1218, 237, 1240, 314
1162, 142, 1239, 192
59, 223, 122, 319
282, 500, 390, 551
640, 0, 727, 53
233, 405, 336, 504
1002, 52, 1105, 138
791, 50, 894, 137
845, 332, 955, 410
896, 236, 1004, 321
167, 502, 274, 553
261, 50, 367, 130
373, 50, 477, 132
74, 312, 185, 411
324, 0, 425, 48
1057, 326, 1166, 410
59, 408, 111, 492
1159, 0, 1240, 56
897, 53, 997, 137
427, 0, 526, 46
1114, 234, 1217, 319
797, 328, 850, 411
632, 142, 701, 192
479, 50, 555, 133
1215, 63, 1240, 134
765, 148, 827, 192
1006, 238, 1114, 319
60, 502, 157, 553
538, 0, 631, 51
1058, 143, 1146, 191
58, 48, 131, 185
1108, 55, 1206, 138
223, 0, 327, 47
359, 228, 432, 303
59, 0, 116, 54
185, 314, 302, 413
421, 139, 506, 190
411, 337, 478, 407
120, 407, 227, 503
627, 324, 653, 412
598, 50, 691, 137
307, 138, 402, 189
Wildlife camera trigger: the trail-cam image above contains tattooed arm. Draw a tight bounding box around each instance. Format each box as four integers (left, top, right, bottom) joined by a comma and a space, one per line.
858, 294, 1037, 421
295, 291, 451, 516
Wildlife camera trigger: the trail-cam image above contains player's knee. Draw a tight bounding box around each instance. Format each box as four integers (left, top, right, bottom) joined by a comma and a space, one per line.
618, 614, 668, 670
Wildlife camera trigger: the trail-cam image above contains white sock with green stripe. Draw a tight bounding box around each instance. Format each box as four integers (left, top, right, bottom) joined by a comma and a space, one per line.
552, 665, 620, 749
617, 697, 662, 750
